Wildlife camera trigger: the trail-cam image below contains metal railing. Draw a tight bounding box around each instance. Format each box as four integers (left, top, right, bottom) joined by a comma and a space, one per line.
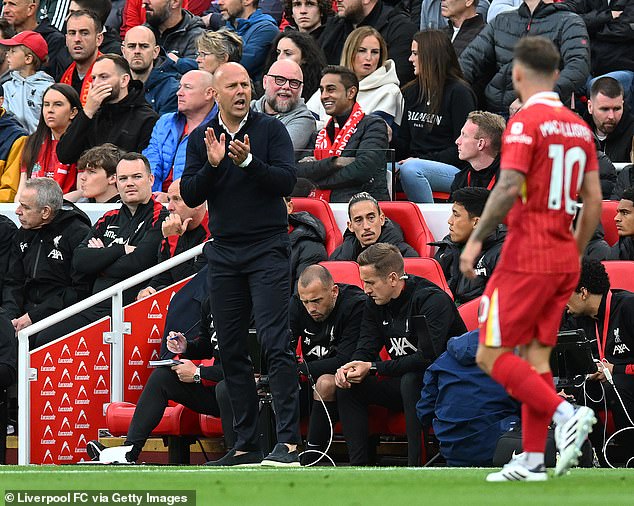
17, 242, 206, 465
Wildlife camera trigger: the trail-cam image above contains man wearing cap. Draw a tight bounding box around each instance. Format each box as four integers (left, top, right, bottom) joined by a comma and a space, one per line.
0, 30, 54, 133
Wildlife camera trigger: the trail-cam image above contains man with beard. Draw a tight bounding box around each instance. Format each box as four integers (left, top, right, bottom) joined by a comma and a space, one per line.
584, 77, 634, 163
216, 0, 278, 82
60, 10, 103, 104
56, 53, 158, 165
250, 59, 316, 151
142, 0, 205, 59
122, 25, 180, 115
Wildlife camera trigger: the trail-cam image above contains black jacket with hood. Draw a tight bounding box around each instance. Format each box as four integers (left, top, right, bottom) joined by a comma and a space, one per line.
289, 211, 327, 291
2, 202, 92, 323
57, 80, 158, 164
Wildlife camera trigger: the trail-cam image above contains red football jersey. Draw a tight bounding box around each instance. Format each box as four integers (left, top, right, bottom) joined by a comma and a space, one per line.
497, 92, 598, 273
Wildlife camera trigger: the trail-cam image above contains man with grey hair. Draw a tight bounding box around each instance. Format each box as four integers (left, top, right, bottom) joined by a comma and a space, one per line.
251, 59, 316, 151
2, 178, 92, 345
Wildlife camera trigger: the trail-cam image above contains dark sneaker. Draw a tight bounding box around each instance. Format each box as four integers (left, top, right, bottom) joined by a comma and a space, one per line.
261, 443, 300, 467
204, 448, 263, 467
86, 440, 106, 461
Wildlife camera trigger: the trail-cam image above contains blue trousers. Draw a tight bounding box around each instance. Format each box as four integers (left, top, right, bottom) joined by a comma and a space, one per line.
398, 158, 460, 203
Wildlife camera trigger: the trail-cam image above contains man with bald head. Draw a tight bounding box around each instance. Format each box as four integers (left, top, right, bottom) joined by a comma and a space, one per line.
122, 25, 180, 115
181, 62, 300, 467
144, 69, 216, 199
251, 59, 316, 151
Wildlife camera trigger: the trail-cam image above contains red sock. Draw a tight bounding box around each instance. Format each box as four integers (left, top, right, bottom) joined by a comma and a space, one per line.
491, 353, 563, 417
521, 372, 558, 453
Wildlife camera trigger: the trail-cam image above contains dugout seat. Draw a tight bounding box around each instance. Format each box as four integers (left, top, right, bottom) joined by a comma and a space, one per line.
320, 261, 363, 288
291, 197, 343, 256
602, 261, 634, 291
458, 297, 481, 331
106, 401, 201, 437
380, 201, 435, 257
601, 200, 619, 246
403, 257, 452, 299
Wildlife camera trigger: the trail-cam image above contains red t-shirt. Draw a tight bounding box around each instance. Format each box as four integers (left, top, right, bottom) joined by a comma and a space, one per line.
22, 136, 78, 194
497, 92, 598, 274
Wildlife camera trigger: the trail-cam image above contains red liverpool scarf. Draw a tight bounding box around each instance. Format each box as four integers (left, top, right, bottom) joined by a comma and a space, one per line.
60, 53, 102, 106
309, 102, 365, 201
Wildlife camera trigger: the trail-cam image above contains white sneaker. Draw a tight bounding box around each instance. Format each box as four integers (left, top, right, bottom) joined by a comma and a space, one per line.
486, 453, 548, 482
98, 445, 134, 464
554, 406, 596, 477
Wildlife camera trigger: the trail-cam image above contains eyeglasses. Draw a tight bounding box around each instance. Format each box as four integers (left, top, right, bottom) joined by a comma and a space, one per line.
267, 74, 303, 89
196, 51, 212, 58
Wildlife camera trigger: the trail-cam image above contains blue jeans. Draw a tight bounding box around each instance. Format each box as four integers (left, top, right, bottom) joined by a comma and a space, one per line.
398, 158, 460, 203
587, 71, 634, 111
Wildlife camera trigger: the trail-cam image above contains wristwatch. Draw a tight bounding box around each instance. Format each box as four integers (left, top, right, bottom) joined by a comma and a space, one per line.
193, 367, 201, 383
369, 362, 378, 376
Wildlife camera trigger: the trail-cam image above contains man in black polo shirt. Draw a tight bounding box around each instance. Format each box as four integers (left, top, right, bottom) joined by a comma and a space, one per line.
335, 243, 466, 466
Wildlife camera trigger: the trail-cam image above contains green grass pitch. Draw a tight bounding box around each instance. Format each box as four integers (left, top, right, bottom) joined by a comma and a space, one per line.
1, 467, 633, 505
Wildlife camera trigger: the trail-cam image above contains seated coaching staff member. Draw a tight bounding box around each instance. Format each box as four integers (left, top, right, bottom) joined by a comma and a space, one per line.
335, 243, 467, 466
180, 62, 301, 467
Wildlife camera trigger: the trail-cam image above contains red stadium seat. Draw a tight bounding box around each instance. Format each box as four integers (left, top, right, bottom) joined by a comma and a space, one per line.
379, 201, 435, 257
291, 197, 343, 256
458, 297, 481, 331
601, 200, 619, 246
319, 261, 363, 288
403, 257, 452, 299
199, 415, 224, 437
106, 402, 201, 437
602, 261, 634, 291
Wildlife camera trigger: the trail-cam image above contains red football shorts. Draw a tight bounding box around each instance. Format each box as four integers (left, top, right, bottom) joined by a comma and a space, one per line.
478, 268, 579, 348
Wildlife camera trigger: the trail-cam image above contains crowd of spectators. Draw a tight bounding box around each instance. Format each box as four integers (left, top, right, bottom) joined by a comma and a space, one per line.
0, 0, 633, 468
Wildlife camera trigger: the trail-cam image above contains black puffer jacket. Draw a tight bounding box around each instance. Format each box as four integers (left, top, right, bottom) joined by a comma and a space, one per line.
297, 114, 390, 203
330, 218, 418, 260
0, 216, 17, 308
2, 202, 92, 322
611, 164, 634, 201
585, 234, 634, 261
57, 80, 158, 164
146, 9, 206, 59
432, 225, 506, 305
459, 1, 590, 114
288, 211, 327, 291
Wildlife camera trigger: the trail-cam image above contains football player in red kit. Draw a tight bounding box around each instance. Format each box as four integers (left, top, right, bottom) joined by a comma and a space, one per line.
460, 36, 603, 481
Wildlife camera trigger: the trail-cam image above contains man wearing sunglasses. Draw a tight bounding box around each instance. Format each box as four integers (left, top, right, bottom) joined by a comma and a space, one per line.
251, 59, 316, 151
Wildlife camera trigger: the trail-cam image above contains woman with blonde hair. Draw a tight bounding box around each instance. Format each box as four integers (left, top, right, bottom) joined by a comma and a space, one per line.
196, 29, 243, 75
307, 27, 403, 130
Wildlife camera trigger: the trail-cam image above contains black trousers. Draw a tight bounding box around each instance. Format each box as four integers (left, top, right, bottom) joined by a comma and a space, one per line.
207, 234, 300, 452
124, 367, 222, 461
337, 371, 424, 466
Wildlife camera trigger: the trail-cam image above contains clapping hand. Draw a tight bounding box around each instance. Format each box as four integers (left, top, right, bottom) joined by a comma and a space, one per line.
205, 128, 226, 167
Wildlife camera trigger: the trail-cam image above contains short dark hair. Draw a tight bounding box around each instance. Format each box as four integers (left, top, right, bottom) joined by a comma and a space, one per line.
72, 0, 112, 24
347, 192, 380, 218
118, 152, 151, 174
452, 187, 490, 218
622, 187, 634, 203
590, 76, 624, 100
321, 65, 358, 94
357, 243, 404, 278
576, 258, 610, 295
284, 0, 333, 27
96, 53, 132, 78
78, 143, 122, 177
67, 9, 104, 33
513, 36, 560, 76
298, 264, 334, 288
